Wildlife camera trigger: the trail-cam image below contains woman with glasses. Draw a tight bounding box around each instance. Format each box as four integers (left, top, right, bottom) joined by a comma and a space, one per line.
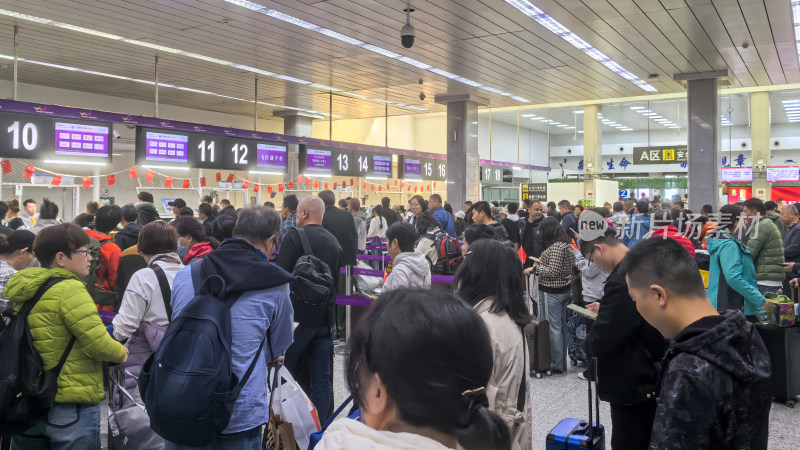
523, 217, 575, 374
4, 223, 128, 449
455, 239, 532, 450
406, 195, 428, 227
171, 216, 220, 264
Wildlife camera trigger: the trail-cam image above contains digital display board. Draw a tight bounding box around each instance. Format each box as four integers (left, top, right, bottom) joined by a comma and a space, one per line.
144, 131, 189, 163
372, 155, 392, 177
481, 165, 512, 184
135, 126, 287, 171
54, 122, 110, 158
306, 148, 332, 173
720, 167, 753, 183
398, 155, 446, 181
767, 166, 799, 183
257, 144, 287, 169
0, 111, 112, 162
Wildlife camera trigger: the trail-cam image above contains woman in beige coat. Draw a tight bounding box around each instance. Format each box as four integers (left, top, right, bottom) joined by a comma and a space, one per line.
455, 239, 533, 450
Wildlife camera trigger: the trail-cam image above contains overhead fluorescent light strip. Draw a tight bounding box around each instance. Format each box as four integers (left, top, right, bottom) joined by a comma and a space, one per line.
504, 0, 656, 92
0, 8, 424, 112
222, 1, 530, 103
6, 53, 336, 117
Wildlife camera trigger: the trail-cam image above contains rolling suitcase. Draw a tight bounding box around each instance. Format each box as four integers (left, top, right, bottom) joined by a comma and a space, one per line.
525, 274, 552, 379
566, 308, 588, 366
546, 358, 605, 449
756, 285, 800, 407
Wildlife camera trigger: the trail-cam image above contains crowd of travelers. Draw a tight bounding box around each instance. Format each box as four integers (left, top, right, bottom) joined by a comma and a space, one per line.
0, 188, 793, 450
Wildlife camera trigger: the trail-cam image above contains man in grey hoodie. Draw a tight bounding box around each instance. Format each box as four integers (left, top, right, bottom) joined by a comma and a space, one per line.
383, 221, 431, 292
135, 191, 160, 226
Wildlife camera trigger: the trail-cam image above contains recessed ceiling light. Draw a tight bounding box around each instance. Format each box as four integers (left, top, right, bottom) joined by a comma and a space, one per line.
629, 106, 646, 110
504, 0, 657, 92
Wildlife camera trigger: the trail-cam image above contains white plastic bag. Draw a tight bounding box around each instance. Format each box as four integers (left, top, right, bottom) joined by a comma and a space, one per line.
271, 366, 321, 450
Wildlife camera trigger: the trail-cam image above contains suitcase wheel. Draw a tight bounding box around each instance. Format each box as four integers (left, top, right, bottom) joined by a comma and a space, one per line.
787, 400, 795, 409
546, 370, 552, 376
534, 372, 543, 379
570, 358, 577, 366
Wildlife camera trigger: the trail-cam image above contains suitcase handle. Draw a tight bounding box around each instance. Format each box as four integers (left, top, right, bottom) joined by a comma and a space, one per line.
587, 357, 600, 437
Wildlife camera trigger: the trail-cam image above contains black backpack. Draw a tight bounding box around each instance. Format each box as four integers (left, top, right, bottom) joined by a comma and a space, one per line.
0, 278, 72, 436
424, 230, 464, 275
138, 262, 267, 447
290, 228, 335, 328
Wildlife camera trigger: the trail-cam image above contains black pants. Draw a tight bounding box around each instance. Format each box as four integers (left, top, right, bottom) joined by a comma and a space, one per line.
610, 399, 657, 450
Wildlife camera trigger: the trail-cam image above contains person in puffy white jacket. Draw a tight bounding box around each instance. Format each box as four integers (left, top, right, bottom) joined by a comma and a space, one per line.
383, 222, 431, 292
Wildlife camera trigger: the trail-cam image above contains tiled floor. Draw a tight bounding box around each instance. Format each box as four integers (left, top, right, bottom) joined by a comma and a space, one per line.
102, 348, 797, 449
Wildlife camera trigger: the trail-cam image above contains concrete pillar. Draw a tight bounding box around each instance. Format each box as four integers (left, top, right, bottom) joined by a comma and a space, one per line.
676, 72, 724, 209
583, 104, 602, 204
436, 94, 487, 208
750, 91, 770, 200
273, 111, 317, 179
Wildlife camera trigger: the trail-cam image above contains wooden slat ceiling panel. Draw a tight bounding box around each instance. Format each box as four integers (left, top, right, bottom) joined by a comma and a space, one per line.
0, 0, 793, 123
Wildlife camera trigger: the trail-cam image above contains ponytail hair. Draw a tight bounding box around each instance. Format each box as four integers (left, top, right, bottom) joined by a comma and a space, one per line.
346, 289, 511, 450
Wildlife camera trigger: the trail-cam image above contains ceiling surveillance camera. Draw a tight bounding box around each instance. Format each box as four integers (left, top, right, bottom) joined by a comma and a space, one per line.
112, 129, 121, 139
401, 7, 415, 48
419, 92, 426, 101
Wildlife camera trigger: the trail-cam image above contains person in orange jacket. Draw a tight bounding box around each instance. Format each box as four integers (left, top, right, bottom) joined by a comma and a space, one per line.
85, 205, 122, 311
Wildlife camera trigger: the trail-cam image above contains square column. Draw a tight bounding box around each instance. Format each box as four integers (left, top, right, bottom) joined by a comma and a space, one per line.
274, 111, 317, 179
437, 94, 487, 208
679, 75, 721, 209
583, 104, 602, 203
750, 92, 770, 200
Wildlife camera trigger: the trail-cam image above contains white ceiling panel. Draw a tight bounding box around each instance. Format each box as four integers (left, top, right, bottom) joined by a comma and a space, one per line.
0, 0, 793, 123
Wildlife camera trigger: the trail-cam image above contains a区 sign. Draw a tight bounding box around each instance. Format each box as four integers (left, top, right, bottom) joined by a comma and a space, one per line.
633, 145, 688, 165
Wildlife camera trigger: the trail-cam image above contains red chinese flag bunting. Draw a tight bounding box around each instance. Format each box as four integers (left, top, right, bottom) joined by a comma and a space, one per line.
145, 170, 155, 182
278, 184, 284, 192
1, 160, 11, 174
350, 178, 354, 186
215, 172, 222, 182
288, 181, 294, 189
128, 167, 137, 179
324, 182, 328, 190
82, 177, 91, 189
200, 177, 206, 187
313, 180, 319, 189
182, 179, 190, 189
362, 181, 367, 189
305, 177, 311, 186
378, 185, 382, 191
433, 182, 437, 189
407, 185, 411, 192
386, 183, 390, 190
400, 181, 405, 188
165, 177, 173, 188
371, 184, 375, 191
333, 182, 338, 190
254, 184, 260, 193
298, 175, 303, 183
267, 185, 274, 194
51, 174, 62, 186
23, 165, 34, 179
414, 186, 419, 193
394, 179, 399, 187
242, 180, 248, 189
226, 173, 234, 183
107, 174, 116, 186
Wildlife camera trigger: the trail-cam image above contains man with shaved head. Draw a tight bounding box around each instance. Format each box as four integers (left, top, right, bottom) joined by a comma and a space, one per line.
276, 196, 342, 420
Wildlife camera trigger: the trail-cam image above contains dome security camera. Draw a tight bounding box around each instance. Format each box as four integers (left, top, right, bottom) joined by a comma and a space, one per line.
401, 8, 415, 48
419, 92, 426, 101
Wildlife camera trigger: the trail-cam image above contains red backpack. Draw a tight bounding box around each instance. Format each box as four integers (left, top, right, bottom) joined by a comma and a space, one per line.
425, 231, 464, 275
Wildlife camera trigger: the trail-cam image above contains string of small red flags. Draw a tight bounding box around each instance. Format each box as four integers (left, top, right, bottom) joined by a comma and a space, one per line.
2, 160, 439, 193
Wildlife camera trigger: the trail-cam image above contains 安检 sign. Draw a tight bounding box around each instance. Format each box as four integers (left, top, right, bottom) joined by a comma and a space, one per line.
633, 146, 688, 165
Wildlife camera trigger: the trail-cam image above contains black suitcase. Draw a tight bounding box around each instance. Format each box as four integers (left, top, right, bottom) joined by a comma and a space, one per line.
525, 274, 552, 379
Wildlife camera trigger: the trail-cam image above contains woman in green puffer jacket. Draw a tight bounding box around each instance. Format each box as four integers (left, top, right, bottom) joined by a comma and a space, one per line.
6, 223, 127, 450
743, 198, 786, 293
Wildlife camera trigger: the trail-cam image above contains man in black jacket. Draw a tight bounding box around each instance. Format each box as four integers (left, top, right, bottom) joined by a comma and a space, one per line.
134, 191, 159, 226
622, 238, 771, 450
318, 190, 356, 340
559, 199, 578, 238
114, 204, 141, 251
579, 227, 667, 450
521, 200, 545, 268
276, 197, 342, 420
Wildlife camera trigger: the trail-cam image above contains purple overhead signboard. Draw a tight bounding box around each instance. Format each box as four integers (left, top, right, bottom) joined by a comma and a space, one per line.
54, 122, 110, 158
256, 143, 287, 170
404, 158, 422, 178
372, 155, 392, 177
306, 148, 332, 172
144, 131, 189, 163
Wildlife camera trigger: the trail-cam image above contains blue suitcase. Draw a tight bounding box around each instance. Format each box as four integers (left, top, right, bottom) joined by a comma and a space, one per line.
546, 358, 605, 449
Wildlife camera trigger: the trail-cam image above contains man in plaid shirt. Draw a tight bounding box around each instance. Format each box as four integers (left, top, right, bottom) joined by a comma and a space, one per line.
0, 230, 37, 330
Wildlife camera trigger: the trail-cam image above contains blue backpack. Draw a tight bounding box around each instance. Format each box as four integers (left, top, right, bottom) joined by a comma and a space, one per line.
138, 262, 267, 447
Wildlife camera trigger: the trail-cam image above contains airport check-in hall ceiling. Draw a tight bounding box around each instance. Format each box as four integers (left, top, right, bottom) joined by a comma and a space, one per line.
0, 0, 797, 121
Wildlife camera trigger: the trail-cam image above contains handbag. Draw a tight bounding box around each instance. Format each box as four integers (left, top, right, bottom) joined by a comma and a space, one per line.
107, 367, 163, 450
263, 366, 300, 450
270, 366, 321, 450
